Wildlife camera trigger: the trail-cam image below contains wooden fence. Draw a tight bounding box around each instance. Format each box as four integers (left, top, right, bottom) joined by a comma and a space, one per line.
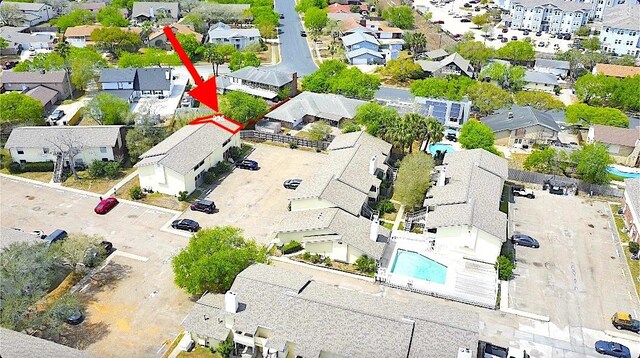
508, 168, 624, 198
240, 130, 331, 150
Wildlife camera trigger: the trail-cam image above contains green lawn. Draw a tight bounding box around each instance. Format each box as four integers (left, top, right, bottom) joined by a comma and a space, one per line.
0, 169, 52, 183
62, 167, 136, 194
177, 347, 220, 358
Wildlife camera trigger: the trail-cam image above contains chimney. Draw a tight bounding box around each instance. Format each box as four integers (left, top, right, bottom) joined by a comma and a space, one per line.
224, 291, 238, 313
149, 7, 155, 17
370, 214, 380, 241
507, 112, 513, 120
291, 72, 298, 96
369, 155, 377, 175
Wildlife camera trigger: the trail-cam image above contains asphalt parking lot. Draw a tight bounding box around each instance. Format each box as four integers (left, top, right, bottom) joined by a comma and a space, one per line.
0, 176, 192, 357
176, 144, 329, 244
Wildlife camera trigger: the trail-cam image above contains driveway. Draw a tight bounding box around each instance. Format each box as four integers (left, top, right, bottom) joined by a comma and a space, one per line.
131, 75, 187, 120
0, 177, 192, 357
175, 144, 327, 244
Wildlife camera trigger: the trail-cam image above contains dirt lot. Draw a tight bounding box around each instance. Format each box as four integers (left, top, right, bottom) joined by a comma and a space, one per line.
0, 176, 192, 357
175, 144, 328, 243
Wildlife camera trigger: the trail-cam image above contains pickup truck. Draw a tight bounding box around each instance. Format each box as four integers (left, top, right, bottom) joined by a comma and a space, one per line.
611, 312, 640, 333
511, 185, 535, 199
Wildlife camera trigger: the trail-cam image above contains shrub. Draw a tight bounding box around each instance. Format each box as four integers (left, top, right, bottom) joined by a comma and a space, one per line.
88, 160, 121, 179
88, 160, 106, 178
177, 191, 188, 201
215, 340, 234, 358
323, 256, 332, 267
212, 161, 231, 176
289, 142, 298, 149
302, 251, 312, 260
281, 240, 303, 254
8, 162, 22, 174
203, 171, 217, 185
376, 199, 395, 214
355, 255, 377, 274
340, 120, 360, 134
129, 185, 143, 200
228, 146, 242, 161
630, 242, 640, 255
311, 254, 324, 264
10, 161, 55, 173
496, 255, 515, 280
103, 161, 121, 179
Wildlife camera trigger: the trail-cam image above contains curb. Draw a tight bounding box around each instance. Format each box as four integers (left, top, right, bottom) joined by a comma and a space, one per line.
604, 330, 640, 342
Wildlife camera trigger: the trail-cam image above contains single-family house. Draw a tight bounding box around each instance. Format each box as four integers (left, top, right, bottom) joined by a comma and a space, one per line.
63, 25, 142, 48
207, 22, 260, 50
4, 126, 126, 168
341, 18, 404, 61
417, 52, 474, 78
383, 97, 472, 129
184, 264, 479, 357
0, 227, 40, 250
0, 26, 54, 55
217, 66, 297, 100
534, 59, 570, 79
327, 3, 368, 20
0, 2, 53, 27
342, 31, 384, 65
263, 92, 366, 128
523, 70, 559, 93
593, 63, 640, 78
135, 119, 240, 196
482, 105, 561, 147
0, 327, 91, 357
131, 2, 180, 23
422, 149, 508, 264
80, 2, 106, 14
148, 23, 203, 49
1, 70, 72, 109
622, 178, 640, 242
98, 67, 173, 102
587, 125, 640, 167
422, 48, 449, 61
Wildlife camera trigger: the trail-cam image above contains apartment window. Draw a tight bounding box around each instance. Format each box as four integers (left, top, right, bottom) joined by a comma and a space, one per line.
615, 39, 622, 44
194, 160, 205, 171
43, 148, 49, 154
16, 148, 24, 155
617, 30, 624, 35
99, 147, 107, 153
222, 138, 231, 147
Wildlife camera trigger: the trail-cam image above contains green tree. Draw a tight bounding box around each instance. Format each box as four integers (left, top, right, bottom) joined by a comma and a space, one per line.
302, 60, 380, 100
495, 40, 535, 63
612, 76, 640, 111
220, 92, 268, 125
471, 13, 489, 28
295, 0, 328, 12
92, 27, 142, 56
172, 226, 268, 295
496, 255, 515, 280
228, 51, 260, 71
574, 73, 616, 104
125, 124, 168, 163
393, 152, 434, 209
354, 255, 377, 275
458, 119, 499, 154
466, 82, 512, 115
176, 33, 204, 60
304, 7, 328, 32
51, 9, 94, 31
0, 92, 44, 125
48, 233, 103, 272
383, 6, 414, 29
111, 0, 134, 9
203, 44, 236, 76
181, 13, 208, 34
403, 32, 427, 58
380, 58, 423, 81
425, 117, 445, 145
565, 103, 629, 128
13, 52, 65, 72
117, 49, 181, 68
96, 6, 129, 26
451, 40, 494, 68
523, 147, 566, 174
582, 37, 600, 51
480, 62, 525, 91
575, 26, 591, 37
571, 143, 614, 184
86, 93, 130, 125
409, 76, 475, 100
0, 36, 8, 50
612, 55, 637, 66
308, 120, 332, 141
354, 102, 400, 136
513, 91, 565, 110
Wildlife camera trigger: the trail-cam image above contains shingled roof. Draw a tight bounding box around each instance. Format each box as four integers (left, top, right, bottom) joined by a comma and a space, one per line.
4, 126, 124, 150
482, 105, 561, 133
591, 125, 640, 147
0, 327, 91, 358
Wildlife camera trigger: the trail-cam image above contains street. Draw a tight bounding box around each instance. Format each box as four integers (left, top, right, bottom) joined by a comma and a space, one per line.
272, 0, 318, 76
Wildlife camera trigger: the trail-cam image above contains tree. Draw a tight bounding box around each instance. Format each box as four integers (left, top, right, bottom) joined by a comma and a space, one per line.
0, 36, 8, 50
380, 58, 423, 82
172, 226, 268, 295
403, 32, 427, 58
220, 92, 268, 125
571, 143, 614, 184
305, 7, 328, 33
425, 117, 445, 146
307, 120, 332, 141
181, 13, 208, 34
354, 102, 399, 136
523, 147, 566, 174
409, 77, 475, 100
295, 0, 327, 12
393, 152, 434, 209
96, 6, 129, 26
203, 44, 236, 76
0, 92, 44, 125
92, 27, 142, 56
228, 51, 260, 71
495, 40, 535, 63
354, 255, 377, 274
466, 82, 512, 115
177, 33, 204, 60
612, 55, 637, 67
302, 60, 380, 100
47, 130, 85, 179
48, 233, 102, 272
458, 119, 499, 154
382, 6, 414, 29
575, 26, 591, 37
471, 13, 489, 28
513, 91, 565, 111
582, 37, 600, 51
51, 9, 94, 31
480, 62, 525, 91
452, 40, 494, 69
125, 124, 167, 163
86, 93, 130, 125
565, 103, 629, 128
0, 4, 24, 26
496, 255, 515, 280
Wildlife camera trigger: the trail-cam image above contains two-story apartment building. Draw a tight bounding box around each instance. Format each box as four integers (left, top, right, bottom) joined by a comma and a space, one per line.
98, 67, 173, 102
207, 22, 261, 50
136, 119, 241, 196
217, 66, 297, 100
0, 2, 53, 26
507, 0, 593, 33
599, 3, 640, 58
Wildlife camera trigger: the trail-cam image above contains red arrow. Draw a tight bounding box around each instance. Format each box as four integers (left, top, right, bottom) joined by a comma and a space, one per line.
164, 26, 219, 112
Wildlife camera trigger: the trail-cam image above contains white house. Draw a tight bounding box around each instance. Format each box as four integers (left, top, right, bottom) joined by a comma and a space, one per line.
4, 126, 126, 167
207, 22, 261, 50
217, 66, 297, 100
98, 67, 173, 102
131, 2, 180, 23
523, 70, 559, 93
533, 59, 570, 78
135, 118, 240, 196
599, 3, 640, 58
0, 2, 53, 26
0, 26, 54, 55
507, 0, 592, 33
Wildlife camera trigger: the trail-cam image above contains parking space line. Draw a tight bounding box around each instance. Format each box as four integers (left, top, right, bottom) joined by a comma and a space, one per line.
114, 251, 149, 262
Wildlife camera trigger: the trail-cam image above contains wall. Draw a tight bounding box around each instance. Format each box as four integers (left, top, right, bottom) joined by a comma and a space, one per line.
66, 36, 87, 48
138, 164, 187, 196
9, 146, 114, 164
433, 226, 502, 263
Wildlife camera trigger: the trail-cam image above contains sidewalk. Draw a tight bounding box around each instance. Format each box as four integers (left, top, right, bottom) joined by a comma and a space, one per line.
392, 205, 405, 231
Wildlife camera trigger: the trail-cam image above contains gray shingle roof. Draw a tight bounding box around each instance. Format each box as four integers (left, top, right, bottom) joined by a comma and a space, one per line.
131, 2, 180, 18
524, 70, 559, 86
346, 47, 384, 59
265, 92, 366, 124
417, 52, 473, 77
511, 0, 592, 11
4, 126, 124, 150
25, 85, 58, 105
425, 48, 448, 59
183, 264, 479, 358
1, 70, 66, 85
0, 27, 52, 49
625, 178, 640, 217
482, 105, 561, 133
225, 66, 294, 87
135, 67, 171, 91
591, 125, 640, 147
424, 149, 508, 240
135, 121, 234, 175
208, 22, 260, 40
1, 2, 49, 11
341, 31, 379, 47
0, 327, 91, 358
534, 59, 570, 70
99, 68, 136, 83
603, 3, 640, 31
0, 227, 40, 250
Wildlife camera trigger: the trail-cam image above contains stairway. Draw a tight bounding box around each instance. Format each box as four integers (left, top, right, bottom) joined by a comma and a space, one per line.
53, 153, 65, 183
404, 208, 427, 231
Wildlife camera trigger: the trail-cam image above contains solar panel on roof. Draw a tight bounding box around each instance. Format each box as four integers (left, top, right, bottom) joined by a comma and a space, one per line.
450, 103, 461, 118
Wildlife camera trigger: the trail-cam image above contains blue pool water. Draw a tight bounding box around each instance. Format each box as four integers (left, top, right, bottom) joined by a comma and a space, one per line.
607, 166, 640, 179
428, 143, 455, 154
390, 250, 448, 284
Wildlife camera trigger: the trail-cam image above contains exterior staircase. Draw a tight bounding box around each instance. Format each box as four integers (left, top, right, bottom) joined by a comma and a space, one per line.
361, 203, 379, 220
53, 153, 65, 183
404, 208, 427, 231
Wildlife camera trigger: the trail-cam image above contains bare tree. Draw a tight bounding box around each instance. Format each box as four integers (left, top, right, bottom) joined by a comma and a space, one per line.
0, 4, 24, 27
47, 130, 85, 180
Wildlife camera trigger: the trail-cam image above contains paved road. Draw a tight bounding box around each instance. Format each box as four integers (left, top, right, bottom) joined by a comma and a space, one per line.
272, 0, 318, 76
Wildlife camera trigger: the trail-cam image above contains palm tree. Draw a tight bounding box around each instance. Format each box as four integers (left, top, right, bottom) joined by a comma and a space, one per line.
425, 117, 445, 146
411, 33, 427, 58
403, 113, 428, 152
55, 41, 74, 100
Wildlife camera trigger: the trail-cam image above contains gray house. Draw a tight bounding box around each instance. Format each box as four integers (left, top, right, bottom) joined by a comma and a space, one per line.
264, 92, 366, 128
417, 53, 474, 78
217, 66, 297, 100
131, 2, 180, 23
1, 70, 71, 111
534, 59, 570, 79
341, 31, 384, 65
523, 70, 559, 93
99, 67, 173, 102
0, 327, 90, 357
482, 105, 561, 147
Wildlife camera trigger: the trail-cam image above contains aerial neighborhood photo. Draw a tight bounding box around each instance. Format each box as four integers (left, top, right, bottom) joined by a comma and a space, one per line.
1, 0, 640, 356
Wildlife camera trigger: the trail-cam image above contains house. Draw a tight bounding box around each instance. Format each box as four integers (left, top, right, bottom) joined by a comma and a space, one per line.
417, 52, 474, 78
587, 125, 640, 167
327, 3, 368, 20
136, 119, 240, 196
80, 2, 106, 14
622, 178, 640, 242
341, 18, 404, 61
523, 70, 559, 93
207, 22, 261, 50
534, 59, 570, 78
1, 70, 72, 109
4, 126, 126, 168
482, 105, 561, 147
382, 97, 472, 129
341, 32, 384, 65
148, 23, 203, 49
593, 63, 640, 78
0, 26, 54, 55
131, 2, 180, 23
263, 92, 366, 128
192, 3, 252, 24
599, 3, 640, 58
0, 2, 54, 26
183, 264, 479, 357
98, 67, 173, 102
63, 25, 142, 48
217, 66, 297, 100
422, 48, 449, 61
506, 0, 592, 33
0, 327, 91, 358
0, 227, 40, 250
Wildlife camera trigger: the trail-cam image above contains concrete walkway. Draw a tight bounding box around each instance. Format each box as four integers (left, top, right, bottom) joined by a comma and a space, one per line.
103, 170, 138, 197
392, 205, 405, 231
499, 281, 550, 321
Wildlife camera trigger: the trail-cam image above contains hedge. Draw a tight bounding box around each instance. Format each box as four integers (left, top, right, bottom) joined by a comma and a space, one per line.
9, 161, 54, 173
281, 240, 303, 254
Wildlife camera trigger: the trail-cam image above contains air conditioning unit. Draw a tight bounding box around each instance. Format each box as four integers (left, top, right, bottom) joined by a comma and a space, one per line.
457, 347, 472, 358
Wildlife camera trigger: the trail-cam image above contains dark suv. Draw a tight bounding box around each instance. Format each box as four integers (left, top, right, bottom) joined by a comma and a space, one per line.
236, 159, 259, 170
171, 219, 200, 232
190, 199, 216, 214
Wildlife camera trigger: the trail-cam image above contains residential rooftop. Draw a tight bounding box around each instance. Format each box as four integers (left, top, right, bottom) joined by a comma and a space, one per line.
510, 0, 592, 11
4, 126, 124, 150
1, 70, 67, 85
0, 227, 40, 250
482, 105, 561, 133
265, 92, 366, 124
524, 70, 559, 86
534, 59, 570, 70
593, 63, 640, 78
625, 178, 640, 216
0, 327, 91, 358
131, 2, 180, 18
224, 66, 295, 87
603, 3, 640, 31
591, 125, 640, 148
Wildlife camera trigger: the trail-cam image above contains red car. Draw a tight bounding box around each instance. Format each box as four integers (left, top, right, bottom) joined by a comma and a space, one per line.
433, 20, 445, 24
95, 197, 118, 214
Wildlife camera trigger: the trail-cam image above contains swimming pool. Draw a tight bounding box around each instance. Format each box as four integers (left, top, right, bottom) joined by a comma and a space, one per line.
390, 250, 448, 284
428, 143, 455, 154
607, 166, 640, 179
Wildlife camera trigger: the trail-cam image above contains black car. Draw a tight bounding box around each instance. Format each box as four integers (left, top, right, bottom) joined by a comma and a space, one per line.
101, 240, 113, 252
511, 234, 540, 248
497, 34, 503, 39
463, 3, 472, 7
283, 179, 302, 190
279, 13, 284, 19
66, 311, 84, 325
300, 30, 307, 37
535, 31, 542, 36
523, 30, 530, 35
460, 18, 471, 22
445, 133, 457, 142
236, 159, 259, 170
511, 35, 518, 40
190, 199, 216, 214
171, 219, 200, 232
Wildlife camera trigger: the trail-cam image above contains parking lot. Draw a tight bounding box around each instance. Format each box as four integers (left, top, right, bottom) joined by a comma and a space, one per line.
176, 144, 329, 244
0, 176, 192, 357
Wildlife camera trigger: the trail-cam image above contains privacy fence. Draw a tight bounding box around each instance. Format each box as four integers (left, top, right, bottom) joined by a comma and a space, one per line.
240, 130, 331, 150
508, 169, 624, 198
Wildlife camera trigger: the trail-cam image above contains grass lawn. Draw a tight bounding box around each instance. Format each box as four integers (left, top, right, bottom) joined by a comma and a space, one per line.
382, 222, 394, 230
62, 167, 136, 195
163, 332, 185, 358
141, 192, 189, 211
294, 131, 313, 139
611, 204, 630, 243
0, 169, 52, 183
610, 204, 640, 298
177, 346, 220, 358
508, 153, 530, 170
